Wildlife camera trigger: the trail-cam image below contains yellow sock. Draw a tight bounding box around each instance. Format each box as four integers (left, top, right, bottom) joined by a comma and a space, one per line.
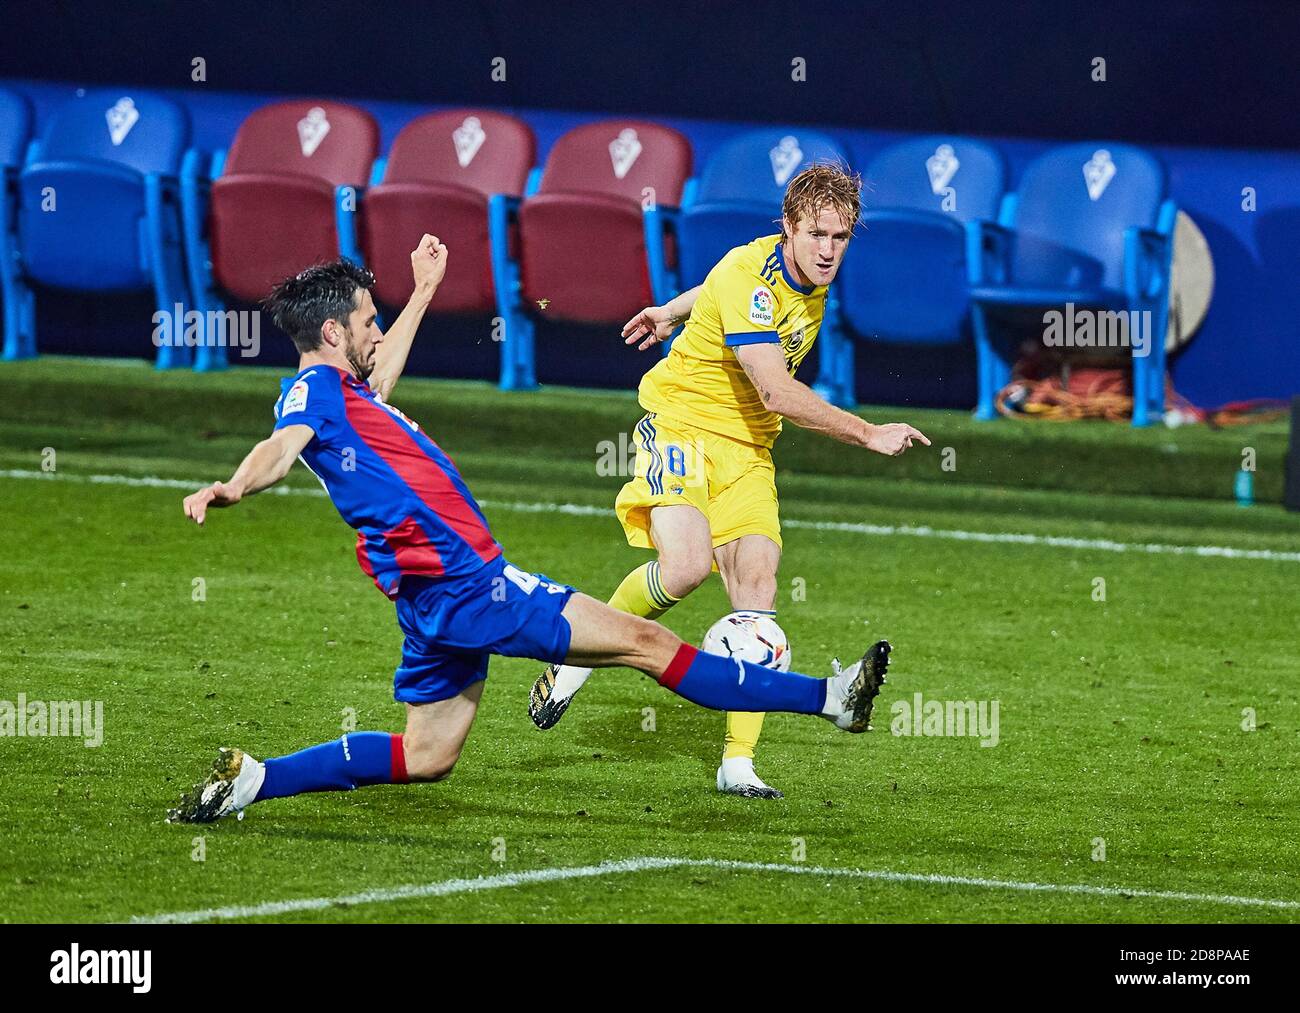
724, 711, 766, 759
723, 607, 777, 759
607, 561, 680, 620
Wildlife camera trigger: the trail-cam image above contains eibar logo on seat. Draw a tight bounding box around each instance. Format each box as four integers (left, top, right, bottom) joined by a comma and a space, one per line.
49, 945, 151, 992
453, 116, 487, 167
1083, 149, 1116, 200
769, 135, 803, 186
105, 97, 139, 146
926, 143, 959, 194
609, 128, 642, 179
297, 106, 331, 157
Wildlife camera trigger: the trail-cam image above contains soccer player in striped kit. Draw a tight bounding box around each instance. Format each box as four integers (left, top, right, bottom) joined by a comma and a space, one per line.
168, 237, 890, 823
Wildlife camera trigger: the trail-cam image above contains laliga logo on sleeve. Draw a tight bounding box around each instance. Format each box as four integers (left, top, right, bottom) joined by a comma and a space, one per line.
769, 135, 804, 186
749, 286, 775, 326
1083, 149, 1116, 201
280, 379, 309, 416
297, 106, 331, 157
609, 128, 642, 179
105, 97, 139, 146
453, 116, 487, 167
926, 143, 960, 194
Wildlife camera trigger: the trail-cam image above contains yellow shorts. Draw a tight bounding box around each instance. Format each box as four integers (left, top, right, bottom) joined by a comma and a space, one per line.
614, 412, 782, 551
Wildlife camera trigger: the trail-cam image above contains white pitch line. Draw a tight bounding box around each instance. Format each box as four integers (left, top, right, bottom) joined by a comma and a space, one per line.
130, 855, 1300, 923
4, 467, 1298, 563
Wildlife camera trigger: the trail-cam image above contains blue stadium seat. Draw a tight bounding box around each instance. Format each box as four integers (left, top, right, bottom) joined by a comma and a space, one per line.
646, 129, 855, 405
839, 137, 1005, 351
0, 89, 34, 360
10, 90, 192, 366
968, 143, 1176, 425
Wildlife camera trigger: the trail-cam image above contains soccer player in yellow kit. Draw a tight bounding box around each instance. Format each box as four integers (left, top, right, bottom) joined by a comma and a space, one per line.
530, 164, 930, 798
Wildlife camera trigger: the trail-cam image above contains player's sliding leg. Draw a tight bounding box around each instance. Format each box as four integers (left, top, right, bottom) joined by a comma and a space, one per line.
713, 534, 784, 799
166, 685, 482, 824
531, 504, 712, 729
555, 592, 890, 726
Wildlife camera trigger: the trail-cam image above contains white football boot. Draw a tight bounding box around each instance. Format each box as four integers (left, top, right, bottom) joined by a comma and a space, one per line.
529, 664, 593, 729
716, 755, 784, 800
822, 640, 892, 732
167, 747, 266, 823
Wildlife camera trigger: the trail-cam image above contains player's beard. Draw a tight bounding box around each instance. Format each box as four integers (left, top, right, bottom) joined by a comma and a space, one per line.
343, 329, 374, 382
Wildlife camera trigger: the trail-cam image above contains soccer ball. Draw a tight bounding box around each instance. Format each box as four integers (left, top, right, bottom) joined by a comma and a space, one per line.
701, 611, 791, 672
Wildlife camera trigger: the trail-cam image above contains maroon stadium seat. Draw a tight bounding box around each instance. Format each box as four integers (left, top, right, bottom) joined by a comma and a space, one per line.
517, 120, 691, 322
360, 110, 535, 312
209, 100, 378, 303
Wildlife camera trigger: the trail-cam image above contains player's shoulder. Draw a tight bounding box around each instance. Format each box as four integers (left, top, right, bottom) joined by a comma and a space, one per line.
274, 365, 343, 420
712, 233, 783, 281
707, 234, 784, 302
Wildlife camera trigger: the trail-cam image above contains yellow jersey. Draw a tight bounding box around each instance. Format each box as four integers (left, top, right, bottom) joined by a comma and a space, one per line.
638, 234, 826, 448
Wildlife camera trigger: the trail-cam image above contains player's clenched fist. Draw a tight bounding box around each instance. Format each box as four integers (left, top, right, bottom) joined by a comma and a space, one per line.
411, 234, 448, 296
182, 480, 243, 525
865, 422, 931, 456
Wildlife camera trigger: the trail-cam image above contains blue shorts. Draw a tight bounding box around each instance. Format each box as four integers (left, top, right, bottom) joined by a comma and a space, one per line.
392, 555, 575, 704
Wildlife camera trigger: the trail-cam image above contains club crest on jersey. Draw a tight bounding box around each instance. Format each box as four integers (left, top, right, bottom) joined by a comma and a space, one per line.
281, 379, 309, 416
749, 286, 775, 327
297, 106, 331, 157
453, 116, 486, 167
105, 97, 139, 146
785, 326, 806, 352
1083, 149, 1116, 201
770, 135, 804, 186
609, 128, 642, 179
926, 143, 960, 194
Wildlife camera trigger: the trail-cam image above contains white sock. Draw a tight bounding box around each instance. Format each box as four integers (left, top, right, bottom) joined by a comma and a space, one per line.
552, 664, 593, 697
720, 755, 764, 786
820, 660, 846, 718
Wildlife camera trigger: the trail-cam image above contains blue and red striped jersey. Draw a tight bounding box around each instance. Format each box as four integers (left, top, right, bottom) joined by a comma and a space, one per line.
273, 365, 501, 597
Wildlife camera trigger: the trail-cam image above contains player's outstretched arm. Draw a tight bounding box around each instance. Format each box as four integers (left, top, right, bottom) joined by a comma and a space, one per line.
734, 343, 930, 456
369, 234, 447, 401
182, 424, 314, 525
621, 284, 703, 351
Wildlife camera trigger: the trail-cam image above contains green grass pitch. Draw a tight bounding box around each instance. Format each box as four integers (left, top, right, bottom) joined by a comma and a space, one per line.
1, 357, 1296, 923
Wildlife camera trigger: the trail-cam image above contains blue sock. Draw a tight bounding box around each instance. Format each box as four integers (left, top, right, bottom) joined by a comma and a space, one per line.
255, 732, 407, 801
657, 644, 827, 714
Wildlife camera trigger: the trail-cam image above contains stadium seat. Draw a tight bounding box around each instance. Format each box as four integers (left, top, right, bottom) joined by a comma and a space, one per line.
832, 137, 1006, 408
0, 89, 34, 360
9, 90, 191, 366
645, 129, 854, 404
492, 119, 691, 389
182, 100, 378, 369
360, 110, 535, 313
968, 143, 1176, 425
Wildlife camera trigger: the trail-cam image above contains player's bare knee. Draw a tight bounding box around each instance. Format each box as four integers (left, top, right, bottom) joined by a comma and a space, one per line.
658, 551, 711, 597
